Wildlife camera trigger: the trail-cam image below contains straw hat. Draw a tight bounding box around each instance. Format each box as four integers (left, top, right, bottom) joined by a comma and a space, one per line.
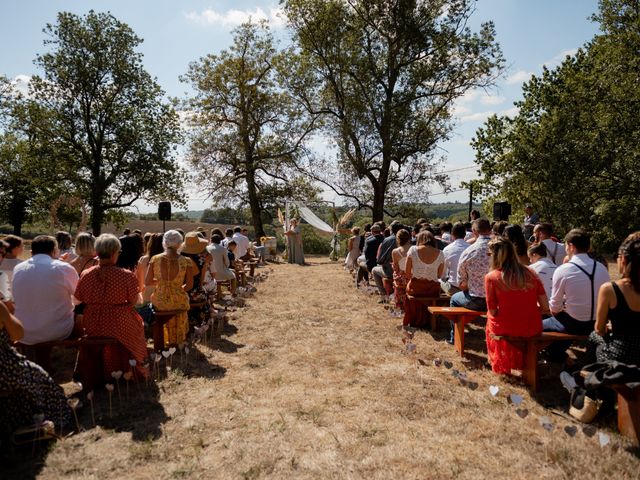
181, 231, 208, 254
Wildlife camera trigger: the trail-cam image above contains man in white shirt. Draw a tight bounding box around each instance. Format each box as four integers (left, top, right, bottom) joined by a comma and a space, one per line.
534, 223, 566, 265
527, 242, 557, 299
441, 222, 469, 295
544, 229, 610, 360
221, 228, 234, 248
232, 226, 251, 260
12, 235, 79, 345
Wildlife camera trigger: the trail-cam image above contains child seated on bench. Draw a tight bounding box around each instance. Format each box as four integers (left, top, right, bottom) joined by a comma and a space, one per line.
485, 238, 549, 374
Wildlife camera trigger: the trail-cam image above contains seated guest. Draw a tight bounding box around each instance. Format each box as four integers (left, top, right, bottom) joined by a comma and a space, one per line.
206, 234, 237, 295
137, 233, 164, 304
222, 228, 234, 248
13, 235, 79, 345
344, 227, 361, 271
544, 229, 610, 360
528, 242, 557, 299
117, 233, 144, 272
440, 222, 453, 244
449, 219, 492, 343
146, 230, 197, 347
372, 221, 402, 303
74, 234, 149, 381
56, 230, 76, 262
360, 224, 371, 252
69, 232, 99, 276
357, 224, 384, 285
503, 224, 529, 265
523, 204, 539, 240
181, 231, 212, 324
485, 238, 548, 374
0, 239, 11, 303
441, 222, 469, 295
533, 223, 566, 265
392, 229, 412, 311
0, 302, 71, 438
403, 231, 444, 328
227, 240, 237, 268
589, 237, 640, 365
232, 226, 251, 261
0, 235, 24, 296
491, 220, 508, 239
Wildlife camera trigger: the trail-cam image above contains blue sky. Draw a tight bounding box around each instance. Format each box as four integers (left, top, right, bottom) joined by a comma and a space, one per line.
1, 1, 600, 212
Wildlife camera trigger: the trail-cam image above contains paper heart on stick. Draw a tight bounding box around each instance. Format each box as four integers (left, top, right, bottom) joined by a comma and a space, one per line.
123, 372, 133, 381
444, 361, 453, 369
433, 358, 442, 367
154, 355, 162, 363
87, 391, 94, 401
169, 347, 177, 355
539, 416, 554, 431
129, 359, 137, 367
111, 371, 123, 380
564, 425, 578, 437
105, 384, 115, 392
162, 350, 171, 358
67, 398, 80, 409
508, 394, 524, 406
598, 432, 610, 447
515, 408, 529, 419
185, 346, 190, 354
489, 385, 500, 396
582, 425, 597, 437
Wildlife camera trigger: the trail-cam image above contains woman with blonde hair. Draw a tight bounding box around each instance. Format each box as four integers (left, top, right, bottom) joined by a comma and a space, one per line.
69, 232, 99, 276
392, 229, 412, 311
485, 237, 549, 374
145, 230, 197, 346
403, 230, 444, 327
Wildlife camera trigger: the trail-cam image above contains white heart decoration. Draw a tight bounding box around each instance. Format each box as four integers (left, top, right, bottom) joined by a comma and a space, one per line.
129, 359, 137, 367
509, 394, 523, 406
169, 347, 177, 355
111, 371, 123, 380
598, 432, 610, 447
155, 355, 162, 363
67, 398, 80, 409
185, 346, 190, 354
105, 384, 114, 392
87, 391, 94, 401
162, 350, 171, 358
489, 385, 500, 396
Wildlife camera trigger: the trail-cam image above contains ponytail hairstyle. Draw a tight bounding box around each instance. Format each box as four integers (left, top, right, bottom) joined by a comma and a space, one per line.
503, 224, 528, 257
489, 237, 535, 290
620, 238, 640, 293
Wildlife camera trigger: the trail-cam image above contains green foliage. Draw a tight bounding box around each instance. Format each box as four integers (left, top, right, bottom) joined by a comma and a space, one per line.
285, 0, 504, 220
183, 21, 319, 239
23, 11, 184, 234
472, 0, 640, 251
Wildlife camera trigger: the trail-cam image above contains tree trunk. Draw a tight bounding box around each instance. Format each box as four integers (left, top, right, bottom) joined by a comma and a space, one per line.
9, 195, 27, 237
245, 168, 266, 243
90, 187, 104, 235
371, 183, 386, 222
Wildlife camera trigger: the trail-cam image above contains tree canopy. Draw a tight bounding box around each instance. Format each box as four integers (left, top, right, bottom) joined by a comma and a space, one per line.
285, 0, 504, 221
472, 0, 640, 249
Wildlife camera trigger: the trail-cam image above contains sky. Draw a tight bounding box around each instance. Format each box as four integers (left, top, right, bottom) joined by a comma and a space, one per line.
0, 0, 601, 213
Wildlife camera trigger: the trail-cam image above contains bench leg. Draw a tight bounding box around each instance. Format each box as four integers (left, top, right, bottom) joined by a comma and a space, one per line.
453, 318, 465, 356
522, 343, 539, 393
153, 318, 171, 352
614, 386, 640, 446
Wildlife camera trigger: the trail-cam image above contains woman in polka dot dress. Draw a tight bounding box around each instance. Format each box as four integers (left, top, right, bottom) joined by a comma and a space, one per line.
0, 302, 71, 438
74, 234, 149, 381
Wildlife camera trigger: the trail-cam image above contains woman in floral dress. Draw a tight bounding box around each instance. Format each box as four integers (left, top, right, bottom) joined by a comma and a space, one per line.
180, 232, 212, 327
146, 230, 197, 347
0, 302, 71, 438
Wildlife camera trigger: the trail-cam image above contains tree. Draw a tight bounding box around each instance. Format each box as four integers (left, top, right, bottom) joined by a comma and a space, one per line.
183, 21, 320, 240
472, 0, 640, 249
284, 0, 504, 221
25, 11, 184, 234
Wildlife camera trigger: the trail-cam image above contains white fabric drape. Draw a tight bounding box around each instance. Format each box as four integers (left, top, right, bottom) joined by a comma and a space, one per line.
292, 201, 334, 233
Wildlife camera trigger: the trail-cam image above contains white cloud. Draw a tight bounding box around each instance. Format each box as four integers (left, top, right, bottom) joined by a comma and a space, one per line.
500, 106, 519, 118
185, 6, 286, 28
541, 48, 579, 69
460, 111, 494, 123
505, 70, 534, 85
479, 93, 505, 106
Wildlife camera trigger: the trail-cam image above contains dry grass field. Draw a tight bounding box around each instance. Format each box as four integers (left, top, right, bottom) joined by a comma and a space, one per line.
2, 257, 639, 479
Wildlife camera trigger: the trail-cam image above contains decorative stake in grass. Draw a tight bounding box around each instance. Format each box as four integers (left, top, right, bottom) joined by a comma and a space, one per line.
105, 384, 114, 418
129, 359, 141, 394
68, 398, 82, 432
32, 413, 45, 456
178, 342, 185, 365
123, 372, 133, 401
155, 352, 162, 378
169, 347, 177, 368
87, 391, 96, 427
111, 371, 123, 405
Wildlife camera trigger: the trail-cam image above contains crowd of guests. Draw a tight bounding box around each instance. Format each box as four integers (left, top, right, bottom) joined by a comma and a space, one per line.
346, 210, 640, 421
0, 225, 261, 438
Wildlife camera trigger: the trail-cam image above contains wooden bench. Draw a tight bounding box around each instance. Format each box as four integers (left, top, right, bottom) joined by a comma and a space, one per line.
152, 302, 204, 351
16, 336, 118, 373
491, 332, 588, 392
406, 295, 451, 330
428, 306, 486, 356
612, 384, 640, 446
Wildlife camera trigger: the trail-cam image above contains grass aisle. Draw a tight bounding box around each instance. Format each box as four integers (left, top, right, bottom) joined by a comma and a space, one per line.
19, 258, 640, 478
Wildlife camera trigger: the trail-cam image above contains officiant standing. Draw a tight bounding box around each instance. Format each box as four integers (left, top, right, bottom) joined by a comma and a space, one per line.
285, 219, 305, 265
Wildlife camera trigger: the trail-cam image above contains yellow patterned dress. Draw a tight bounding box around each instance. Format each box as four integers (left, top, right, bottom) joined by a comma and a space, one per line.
150, 254, 194, 346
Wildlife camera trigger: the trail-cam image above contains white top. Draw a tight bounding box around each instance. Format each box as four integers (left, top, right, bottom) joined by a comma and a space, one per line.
0, 258, 22, 299
232, 232, 250, 258
464, 231, 474, 242
407, 246, 444, 281
442, 238, 469, 287
542, 238, 566, 265
221, 236, 233, 248
0, 272, 8, 301
529, 257, 557, 299
549, 253, 610, 321
13, 254, 79, 345
440, 232, 452, 244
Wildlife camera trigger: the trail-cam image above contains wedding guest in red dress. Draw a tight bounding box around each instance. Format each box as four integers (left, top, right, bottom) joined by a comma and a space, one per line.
75, 234, 149, 383
485, 237, 549, 375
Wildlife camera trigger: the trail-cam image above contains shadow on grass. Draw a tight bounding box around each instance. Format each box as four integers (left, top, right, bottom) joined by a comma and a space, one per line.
0, 438, 52, 480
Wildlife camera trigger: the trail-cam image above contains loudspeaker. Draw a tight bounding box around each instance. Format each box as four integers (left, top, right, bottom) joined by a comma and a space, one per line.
158, 201, 172, 221
493, 201, 511, 221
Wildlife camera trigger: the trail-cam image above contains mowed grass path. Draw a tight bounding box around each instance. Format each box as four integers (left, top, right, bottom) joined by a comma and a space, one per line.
13, 257, 640, 479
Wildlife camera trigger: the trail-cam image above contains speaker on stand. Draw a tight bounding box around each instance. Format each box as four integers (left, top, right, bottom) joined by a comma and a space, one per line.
158, 201, 171, 232
492, 201, 511, 221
